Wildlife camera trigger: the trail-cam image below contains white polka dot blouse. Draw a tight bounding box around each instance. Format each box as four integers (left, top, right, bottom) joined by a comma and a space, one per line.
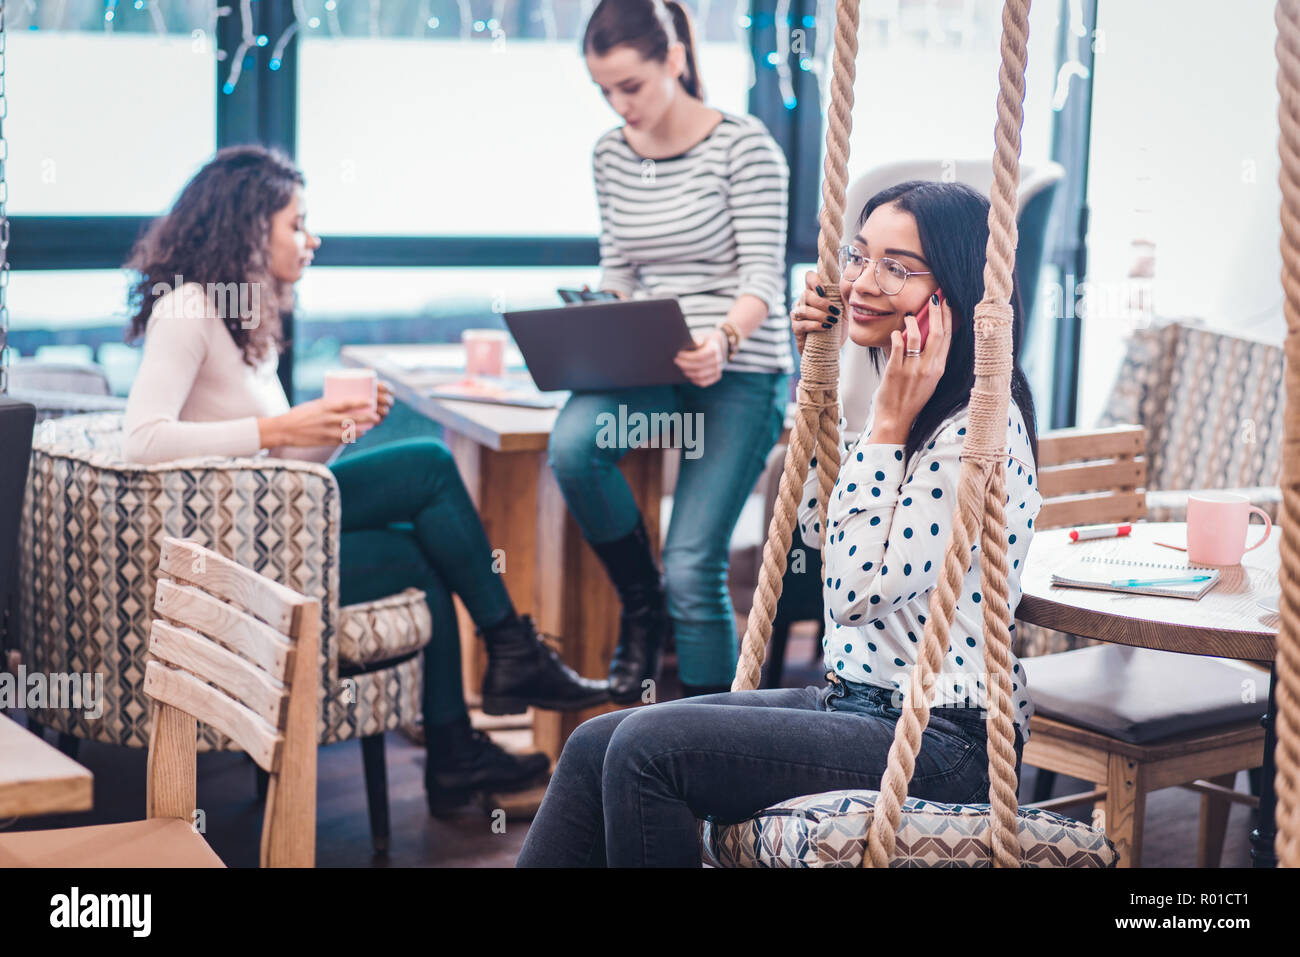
797, 393, 1043, 743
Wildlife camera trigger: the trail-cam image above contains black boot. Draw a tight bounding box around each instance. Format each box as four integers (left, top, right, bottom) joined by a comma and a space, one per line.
479, 611, 611, 715
424, 714, 550, 816
589, 514, 673, 705
680, 682, 732, 699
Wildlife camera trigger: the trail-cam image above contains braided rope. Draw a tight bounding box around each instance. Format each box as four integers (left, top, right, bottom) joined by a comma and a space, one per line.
862, 0, 1031, 868
1273, 0, 1300, 868
733, 0, 858, 692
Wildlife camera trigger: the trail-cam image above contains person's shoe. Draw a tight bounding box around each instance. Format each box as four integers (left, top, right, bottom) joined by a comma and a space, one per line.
480, 612, 611, 715
606, 595, 671, 705
589, 514, 673, 705
424, 715, 550, 816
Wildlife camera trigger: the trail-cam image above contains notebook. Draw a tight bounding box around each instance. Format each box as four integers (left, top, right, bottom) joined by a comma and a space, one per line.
421, 373, 570, 409
1050, 555, 1221, 600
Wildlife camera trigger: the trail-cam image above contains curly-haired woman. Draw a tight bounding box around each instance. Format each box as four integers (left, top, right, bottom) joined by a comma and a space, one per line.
123, 145, 609, 812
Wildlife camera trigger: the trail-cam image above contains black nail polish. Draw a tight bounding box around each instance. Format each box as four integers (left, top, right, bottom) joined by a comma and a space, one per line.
931, 293, 939, 305
816, 285, 825, 296
827, 305, 840, 315
821, 322, 832, 329
827, 315, 838, 323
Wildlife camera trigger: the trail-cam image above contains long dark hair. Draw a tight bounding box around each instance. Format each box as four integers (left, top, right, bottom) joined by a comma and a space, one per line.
583, 0, 704, 100
125, 145, 303, 366
857, 180, 1039, 468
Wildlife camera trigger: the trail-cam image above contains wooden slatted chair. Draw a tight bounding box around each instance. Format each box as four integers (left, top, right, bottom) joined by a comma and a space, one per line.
0, 537, 319, 867
1019, 426, 1268, 867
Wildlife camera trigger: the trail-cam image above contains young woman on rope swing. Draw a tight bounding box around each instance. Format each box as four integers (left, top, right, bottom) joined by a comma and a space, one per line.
517, 179, 1041, 867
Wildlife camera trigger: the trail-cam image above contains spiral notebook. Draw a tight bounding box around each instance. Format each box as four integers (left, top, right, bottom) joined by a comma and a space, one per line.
1050, 555, 1221, 600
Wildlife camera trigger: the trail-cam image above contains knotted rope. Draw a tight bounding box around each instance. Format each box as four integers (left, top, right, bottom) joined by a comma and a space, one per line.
1272, 0, 1300, 868
730, 0, 1032, 869
732, 0, 857, 692
863, 0, 1030, 870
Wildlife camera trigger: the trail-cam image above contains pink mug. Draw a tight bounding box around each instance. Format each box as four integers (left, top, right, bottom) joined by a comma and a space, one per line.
1185, 491, 1272, 565
463, 329, 508, 378
323, 368, 378, 438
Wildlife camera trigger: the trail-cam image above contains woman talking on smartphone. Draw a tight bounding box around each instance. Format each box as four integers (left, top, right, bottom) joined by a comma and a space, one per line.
547, 0, 795, 703
518, 181, 1041, 866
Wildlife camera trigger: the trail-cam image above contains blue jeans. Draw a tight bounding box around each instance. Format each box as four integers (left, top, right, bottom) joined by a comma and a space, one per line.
515, 677, 1025, 867
546, 370, 791, 686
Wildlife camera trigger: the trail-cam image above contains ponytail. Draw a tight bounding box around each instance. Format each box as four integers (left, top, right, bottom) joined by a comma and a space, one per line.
663, 1, 704, 100
583, 0, 705, 101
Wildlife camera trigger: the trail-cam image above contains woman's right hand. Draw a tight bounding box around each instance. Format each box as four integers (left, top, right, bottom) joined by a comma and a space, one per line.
259, 397, 381, 449
790, 270, 848, 355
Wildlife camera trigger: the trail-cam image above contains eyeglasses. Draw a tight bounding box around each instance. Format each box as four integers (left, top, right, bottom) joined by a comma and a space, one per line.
837, 245, 931, 296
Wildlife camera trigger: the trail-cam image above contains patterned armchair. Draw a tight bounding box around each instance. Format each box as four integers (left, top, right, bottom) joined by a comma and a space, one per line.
1098, 320, 1283, 522
15, 412, 431, 853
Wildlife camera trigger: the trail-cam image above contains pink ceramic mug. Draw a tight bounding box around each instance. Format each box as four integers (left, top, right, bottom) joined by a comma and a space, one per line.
322, 368, 378, 438
463, 329, 508, 378
1185, 491, 1272, 565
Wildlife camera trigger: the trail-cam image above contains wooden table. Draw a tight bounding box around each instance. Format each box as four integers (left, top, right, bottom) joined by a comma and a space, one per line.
0, 713, 94, 819
1016, 521, 1280, 866
342, 344, 795, 759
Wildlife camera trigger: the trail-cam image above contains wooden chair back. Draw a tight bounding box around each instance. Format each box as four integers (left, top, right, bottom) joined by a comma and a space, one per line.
144, 536, 319, 867
1034, 425, 1147, 530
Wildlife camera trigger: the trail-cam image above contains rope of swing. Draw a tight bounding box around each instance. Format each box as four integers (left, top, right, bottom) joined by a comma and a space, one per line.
729, 0, 1032, 869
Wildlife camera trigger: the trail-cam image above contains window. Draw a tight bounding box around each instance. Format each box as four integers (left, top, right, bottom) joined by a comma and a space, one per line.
8, 3, 216, 215
296, 0, 753, 235
291, 264, 601, 400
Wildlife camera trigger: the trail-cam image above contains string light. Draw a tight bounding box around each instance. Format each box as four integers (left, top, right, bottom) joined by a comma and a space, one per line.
222, 0, 255, 94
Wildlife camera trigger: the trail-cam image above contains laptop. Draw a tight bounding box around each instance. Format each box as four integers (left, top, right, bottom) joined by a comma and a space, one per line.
503, 298, 696, 392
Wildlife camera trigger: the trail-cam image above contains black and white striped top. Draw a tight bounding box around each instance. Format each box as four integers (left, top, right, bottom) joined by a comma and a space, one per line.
592, 111, 795, 376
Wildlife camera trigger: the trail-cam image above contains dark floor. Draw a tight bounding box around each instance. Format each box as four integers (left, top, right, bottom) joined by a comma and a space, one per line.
3, 625, 1261, 867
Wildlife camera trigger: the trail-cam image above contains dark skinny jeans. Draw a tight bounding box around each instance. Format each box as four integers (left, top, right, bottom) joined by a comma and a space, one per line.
516, 677, 1024, 867
331, 438, 514, 726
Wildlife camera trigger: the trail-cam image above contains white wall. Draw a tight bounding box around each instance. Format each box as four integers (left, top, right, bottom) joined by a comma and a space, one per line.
1079, 0, 1282, 426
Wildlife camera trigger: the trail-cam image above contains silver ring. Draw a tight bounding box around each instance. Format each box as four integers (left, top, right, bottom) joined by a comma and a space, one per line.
904, 348, 922, 357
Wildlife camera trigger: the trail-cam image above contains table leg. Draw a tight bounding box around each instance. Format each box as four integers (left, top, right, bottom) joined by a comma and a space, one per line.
532, 447, 663, 761
1250, 660, 1279, 868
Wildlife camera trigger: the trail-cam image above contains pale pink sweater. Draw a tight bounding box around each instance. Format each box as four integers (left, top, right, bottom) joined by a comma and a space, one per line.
124, 283, 334, 465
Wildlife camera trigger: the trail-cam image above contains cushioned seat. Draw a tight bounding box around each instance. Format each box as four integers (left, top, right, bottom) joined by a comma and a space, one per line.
0, 817, 226, 867
1022, 645, 1269, 744
699, 788, 1117, 867
336, 587, 432, 667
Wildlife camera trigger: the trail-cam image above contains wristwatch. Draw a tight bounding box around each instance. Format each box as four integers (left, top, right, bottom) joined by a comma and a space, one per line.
716, 322, 741, 361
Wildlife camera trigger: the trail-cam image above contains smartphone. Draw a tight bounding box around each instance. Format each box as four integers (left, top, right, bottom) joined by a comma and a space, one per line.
912, 289, 943, 350
557, 286, 620, 304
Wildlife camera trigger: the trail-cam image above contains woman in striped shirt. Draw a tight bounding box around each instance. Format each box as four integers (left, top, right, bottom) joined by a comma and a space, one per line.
548, 0, 795, 703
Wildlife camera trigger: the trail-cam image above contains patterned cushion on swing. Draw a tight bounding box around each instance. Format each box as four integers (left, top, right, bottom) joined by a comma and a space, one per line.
699, 789, 1118, 868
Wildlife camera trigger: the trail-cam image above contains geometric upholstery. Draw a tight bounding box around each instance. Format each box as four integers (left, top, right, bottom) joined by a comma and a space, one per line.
1098, 320, 1283, 520
16, 412, 426, 750
1022, 645, 1269, 745
337, 587, 432, 668
700, 788, 1117, 867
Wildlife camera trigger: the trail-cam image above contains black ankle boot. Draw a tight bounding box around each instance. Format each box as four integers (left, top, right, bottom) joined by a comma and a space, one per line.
479, 612, 611, 715
589, 514, 673, 705
424, 714, 550, 816
680, 682, 732, 699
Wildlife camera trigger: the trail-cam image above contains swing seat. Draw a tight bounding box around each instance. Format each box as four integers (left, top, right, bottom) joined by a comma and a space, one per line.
698, 789, 1117, 867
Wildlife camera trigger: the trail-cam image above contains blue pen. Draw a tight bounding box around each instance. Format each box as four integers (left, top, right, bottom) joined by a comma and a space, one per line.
1110, 575, 1212, 587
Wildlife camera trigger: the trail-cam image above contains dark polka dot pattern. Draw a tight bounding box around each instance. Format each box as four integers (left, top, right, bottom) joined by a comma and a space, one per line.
794, 402, 1040, 739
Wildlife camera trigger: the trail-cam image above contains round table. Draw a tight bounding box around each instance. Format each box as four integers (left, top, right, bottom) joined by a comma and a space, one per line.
1015, 521, 1281, 867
